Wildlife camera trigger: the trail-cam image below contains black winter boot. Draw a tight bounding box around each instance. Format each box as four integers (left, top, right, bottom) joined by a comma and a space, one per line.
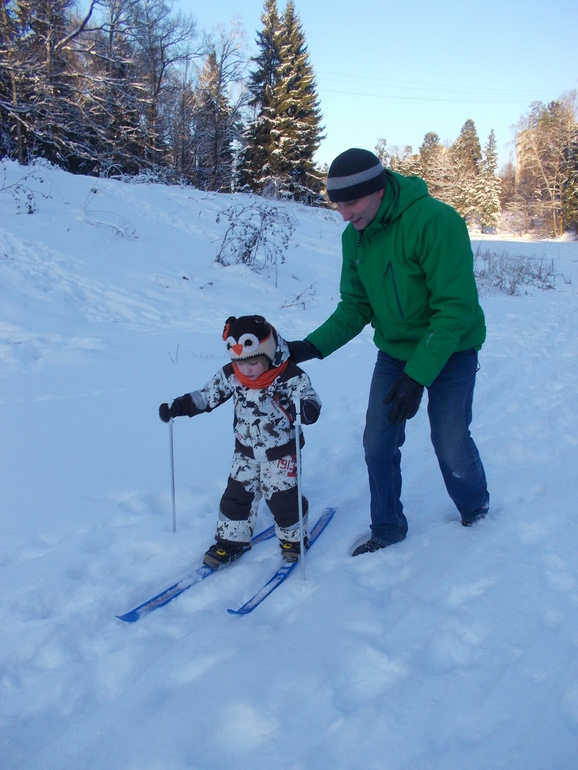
352, 538, 387, 556
203, 540, 250, 569
279, 538, 309, 562
461, 511, 488, 527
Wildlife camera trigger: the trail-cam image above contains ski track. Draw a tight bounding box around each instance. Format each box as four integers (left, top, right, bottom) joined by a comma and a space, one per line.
1, 161, 578, 769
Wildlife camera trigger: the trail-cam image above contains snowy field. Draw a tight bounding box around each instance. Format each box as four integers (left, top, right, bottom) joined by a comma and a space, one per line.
1, 160, 578, 769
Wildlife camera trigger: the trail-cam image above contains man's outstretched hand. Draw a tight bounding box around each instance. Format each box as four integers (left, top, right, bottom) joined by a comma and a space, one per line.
384, 373, 424, 424
287, 340, 322, 364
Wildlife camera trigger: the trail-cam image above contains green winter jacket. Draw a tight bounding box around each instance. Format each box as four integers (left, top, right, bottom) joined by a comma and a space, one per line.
306, 170, 486, 387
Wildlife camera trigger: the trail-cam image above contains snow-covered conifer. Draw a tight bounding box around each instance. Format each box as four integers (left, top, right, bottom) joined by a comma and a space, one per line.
476, 129, 501, 233
239, 0, 324, 202
449, 119, 482, 223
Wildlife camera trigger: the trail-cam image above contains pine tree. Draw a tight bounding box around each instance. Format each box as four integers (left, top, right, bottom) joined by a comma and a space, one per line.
418, 132, 451, 203
476, 129, 501, 232
5, 0, 86, 169
239, 0, 324, 202
450, 119, 482, 223
0, 0, 23, 161
190, 52, 231, 189
450, 118, 482, 175
265, 0, 324, 201
388, 144, 421, 177
190, 23, 246, 192
237, 0, 281, 192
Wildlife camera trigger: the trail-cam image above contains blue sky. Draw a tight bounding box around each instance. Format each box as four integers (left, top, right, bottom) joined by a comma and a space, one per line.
173, 0, 576, 170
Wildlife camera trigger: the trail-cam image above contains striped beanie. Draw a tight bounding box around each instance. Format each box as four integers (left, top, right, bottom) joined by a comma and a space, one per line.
326, 148, 386, 202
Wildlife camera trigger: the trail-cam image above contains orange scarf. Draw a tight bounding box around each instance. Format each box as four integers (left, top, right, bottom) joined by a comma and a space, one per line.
232, 360, 289, 389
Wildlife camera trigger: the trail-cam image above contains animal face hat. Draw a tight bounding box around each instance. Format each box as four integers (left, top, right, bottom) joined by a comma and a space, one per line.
223, 315, 278, 364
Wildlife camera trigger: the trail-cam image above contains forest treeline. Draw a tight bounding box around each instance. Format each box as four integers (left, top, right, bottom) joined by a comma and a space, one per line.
379, 95, 578, 237
1, 0, 576, 235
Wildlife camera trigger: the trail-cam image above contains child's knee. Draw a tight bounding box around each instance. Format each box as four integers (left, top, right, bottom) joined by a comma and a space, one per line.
220, 476, 255, 521
268, 486, 308, 529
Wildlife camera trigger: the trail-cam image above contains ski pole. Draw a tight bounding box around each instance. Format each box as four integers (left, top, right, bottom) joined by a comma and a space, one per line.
294, 397, 306, 581
169, 418, 177, 532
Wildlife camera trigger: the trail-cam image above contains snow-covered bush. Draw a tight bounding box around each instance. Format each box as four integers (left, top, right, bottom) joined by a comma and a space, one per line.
0, 165, 49, 214
215, 201, 297, 286
282, 282, 317, 309
474, 248, 562, 295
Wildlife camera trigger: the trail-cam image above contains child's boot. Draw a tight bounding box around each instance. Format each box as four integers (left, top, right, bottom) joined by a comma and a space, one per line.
203, 539, 250, 569
279, 537, 309, 562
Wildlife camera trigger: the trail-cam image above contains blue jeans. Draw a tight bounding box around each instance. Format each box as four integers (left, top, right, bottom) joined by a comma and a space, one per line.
363, 350, 489, 545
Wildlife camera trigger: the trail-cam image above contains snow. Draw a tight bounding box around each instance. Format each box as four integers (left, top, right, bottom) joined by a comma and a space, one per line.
1, 160, 578, 769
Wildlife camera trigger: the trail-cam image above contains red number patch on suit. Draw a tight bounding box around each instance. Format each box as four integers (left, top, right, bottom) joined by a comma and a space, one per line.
277, 455, 297, 477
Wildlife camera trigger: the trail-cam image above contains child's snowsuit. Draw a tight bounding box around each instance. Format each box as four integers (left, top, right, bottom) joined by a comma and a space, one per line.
188, 333, 321, 544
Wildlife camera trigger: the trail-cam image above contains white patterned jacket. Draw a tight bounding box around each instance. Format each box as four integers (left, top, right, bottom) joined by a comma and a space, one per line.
189, 337, 321, 463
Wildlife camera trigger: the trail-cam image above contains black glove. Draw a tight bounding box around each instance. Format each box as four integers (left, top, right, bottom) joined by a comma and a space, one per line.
300, 399, 321, 425
283, 398, 321, 425
287, 340, 322, 364
384, 373, 424, 425
159, 393, 195, 423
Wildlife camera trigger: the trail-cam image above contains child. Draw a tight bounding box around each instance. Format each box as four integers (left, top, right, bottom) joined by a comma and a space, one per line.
159, 315, 321, 569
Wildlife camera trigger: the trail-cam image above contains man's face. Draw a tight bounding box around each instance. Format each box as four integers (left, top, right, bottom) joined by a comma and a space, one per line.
335, 189, 384, 230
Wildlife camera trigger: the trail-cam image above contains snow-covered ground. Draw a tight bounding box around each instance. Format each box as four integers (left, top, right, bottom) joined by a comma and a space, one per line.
1, 160, 578, 769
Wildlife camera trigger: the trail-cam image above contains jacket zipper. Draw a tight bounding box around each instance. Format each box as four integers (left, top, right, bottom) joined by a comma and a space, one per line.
384, 261, 405, 319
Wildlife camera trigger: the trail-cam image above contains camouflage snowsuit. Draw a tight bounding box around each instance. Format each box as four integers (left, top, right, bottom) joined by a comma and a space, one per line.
189, 342, 321, 545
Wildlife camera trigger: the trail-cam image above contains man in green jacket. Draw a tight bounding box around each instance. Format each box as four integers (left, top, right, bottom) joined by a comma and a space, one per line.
289, 148, 489, 554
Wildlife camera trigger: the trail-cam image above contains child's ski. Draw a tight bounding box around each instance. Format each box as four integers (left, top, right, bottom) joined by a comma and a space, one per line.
227, 507, 336, 616
117, 524, 276, 623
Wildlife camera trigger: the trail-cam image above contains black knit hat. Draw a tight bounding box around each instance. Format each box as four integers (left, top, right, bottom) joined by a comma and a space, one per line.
326, 148, 386, 202
222, 315, 277, 363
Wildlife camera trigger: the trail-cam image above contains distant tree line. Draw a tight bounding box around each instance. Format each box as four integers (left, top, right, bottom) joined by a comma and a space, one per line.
376, 93, 578, 236
0, 0, 324, 201
1, 0, 203, 179
501, 94, 578, 237
1, 2, 576, 230
376, 120, 501, 233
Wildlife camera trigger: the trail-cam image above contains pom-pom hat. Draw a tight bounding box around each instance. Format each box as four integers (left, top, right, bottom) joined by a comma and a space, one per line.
223, 315, 277, 364
326, 148, 387, 203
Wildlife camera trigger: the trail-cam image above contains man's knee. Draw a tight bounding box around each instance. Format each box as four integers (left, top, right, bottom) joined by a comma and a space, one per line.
364, 422, 405, 466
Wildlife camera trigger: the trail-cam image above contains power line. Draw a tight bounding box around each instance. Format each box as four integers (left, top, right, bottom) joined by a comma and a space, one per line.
315, 71, 563, 105
318, 88, 536, 105
316, 72, 544, 98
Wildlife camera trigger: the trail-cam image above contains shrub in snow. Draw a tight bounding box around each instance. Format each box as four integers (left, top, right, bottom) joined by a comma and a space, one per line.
0, 166, 49, 214
282, 282, 317, 309
215, 201, 296, 286
473, 248, 566, 295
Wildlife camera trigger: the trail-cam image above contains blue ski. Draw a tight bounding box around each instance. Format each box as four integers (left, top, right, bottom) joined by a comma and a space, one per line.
117, 524, 276, 622
227, 507, 336, 616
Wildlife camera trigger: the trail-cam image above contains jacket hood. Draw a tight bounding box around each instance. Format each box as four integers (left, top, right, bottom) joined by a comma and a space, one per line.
271, 327, 290, 367
371, 170, 429, 231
